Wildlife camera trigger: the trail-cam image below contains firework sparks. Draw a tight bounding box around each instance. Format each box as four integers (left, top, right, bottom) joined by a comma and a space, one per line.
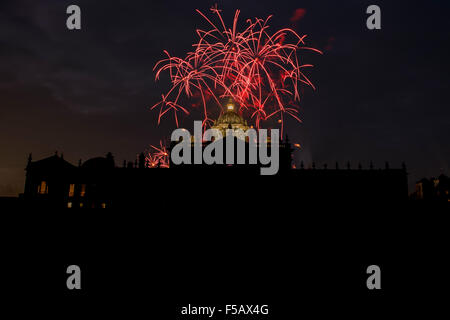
152, 6, 321, 134
145, 141, 170, 168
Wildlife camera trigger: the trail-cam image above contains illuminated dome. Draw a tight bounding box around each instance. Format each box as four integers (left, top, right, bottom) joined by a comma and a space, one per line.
212, 98, 249, 139
215, 109, 248, 127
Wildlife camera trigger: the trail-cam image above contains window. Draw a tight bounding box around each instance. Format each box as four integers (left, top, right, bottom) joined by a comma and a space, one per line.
67, 202, 73, 208
69, 184, 75, 197
80, 202, 84, 208
80, 184, 86, 197
38, 181, 48, 194
101, 203, 106, 209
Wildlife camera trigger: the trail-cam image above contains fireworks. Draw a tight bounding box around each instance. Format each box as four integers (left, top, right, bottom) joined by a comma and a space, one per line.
145, 141, 170, 168
152, 6, 321, 134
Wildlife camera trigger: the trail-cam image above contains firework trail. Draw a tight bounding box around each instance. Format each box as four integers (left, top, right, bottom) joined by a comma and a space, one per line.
152, 6, 322, 134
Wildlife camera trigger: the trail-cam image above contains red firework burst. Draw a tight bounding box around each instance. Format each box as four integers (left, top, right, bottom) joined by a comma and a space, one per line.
145, 141, 170, 168
152, 6, 322, 134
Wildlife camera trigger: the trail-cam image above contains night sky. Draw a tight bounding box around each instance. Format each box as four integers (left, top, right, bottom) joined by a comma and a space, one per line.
1, 0, 449, 196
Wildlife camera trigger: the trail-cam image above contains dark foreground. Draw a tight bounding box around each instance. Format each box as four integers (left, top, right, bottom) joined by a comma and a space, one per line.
1, 186, 449, 319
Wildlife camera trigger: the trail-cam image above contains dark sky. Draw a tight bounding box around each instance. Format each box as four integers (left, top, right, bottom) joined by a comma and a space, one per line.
1, 0, 449, 196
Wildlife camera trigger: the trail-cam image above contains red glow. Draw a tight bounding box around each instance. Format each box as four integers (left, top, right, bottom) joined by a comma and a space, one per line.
290, 8, 307, 24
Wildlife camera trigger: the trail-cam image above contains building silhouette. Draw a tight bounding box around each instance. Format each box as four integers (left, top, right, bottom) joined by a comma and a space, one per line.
412, 174, 450, 202
22, 153, 409, 209
20, 100, 410, 208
